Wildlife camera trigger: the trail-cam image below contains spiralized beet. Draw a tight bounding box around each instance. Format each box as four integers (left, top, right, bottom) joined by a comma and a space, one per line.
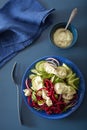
25, 78, 78, 115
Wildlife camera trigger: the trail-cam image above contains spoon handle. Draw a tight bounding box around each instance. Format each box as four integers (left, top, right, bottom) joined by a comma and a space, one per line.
65, 8, 78, 30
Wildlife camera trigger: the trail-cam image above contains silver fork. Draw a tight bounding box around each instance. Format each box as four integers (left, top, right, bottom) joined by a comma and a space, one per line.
11, 62, 25, 125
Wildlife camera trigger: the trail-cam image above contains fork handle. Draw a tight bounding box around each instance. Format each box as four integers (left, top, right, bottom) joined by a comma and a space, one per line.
16, 85, 23, 124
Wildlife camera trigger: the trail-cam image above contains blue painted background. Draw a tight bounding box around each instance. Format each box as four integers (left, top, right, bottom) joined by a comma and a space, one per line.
0, 0, 87, 130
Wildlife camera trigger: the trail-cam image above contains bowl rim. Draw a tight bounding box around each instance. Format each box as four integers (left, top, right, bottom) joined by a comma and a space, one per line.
22, 56, 85, 119
50, 22, 78, 49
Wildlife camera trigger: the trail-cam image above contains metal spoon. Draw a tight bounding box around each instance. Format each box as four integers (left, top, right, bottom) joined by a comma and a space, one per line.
65, 8, 78, 30
11, 62, 23, 125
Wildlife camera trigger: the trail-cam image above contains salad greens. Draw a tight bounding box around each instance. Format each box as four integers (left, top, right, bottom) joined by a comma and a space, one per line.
23, 58, 79, 114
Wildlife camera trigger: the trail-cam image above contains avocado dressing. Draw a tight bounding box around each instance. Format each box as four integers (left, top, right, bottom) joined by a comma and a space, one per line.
53, 28, 73, 48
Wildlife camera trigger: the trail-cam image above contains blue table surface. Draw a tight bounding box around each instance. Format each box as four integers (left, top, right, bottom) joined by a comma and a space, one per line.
0, 0, 87, 130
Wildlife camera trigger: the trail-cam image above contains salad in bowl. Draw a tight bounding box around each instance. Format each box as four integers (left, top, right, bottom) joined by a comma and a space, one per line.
22, 56, 85, 119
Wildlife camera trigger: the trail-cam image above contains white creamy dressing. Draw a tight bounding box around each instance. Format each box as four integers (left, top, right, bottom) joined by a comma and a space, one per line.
44, 62, 67, 79
45, 97, 53, 107
53, 28, 73, 48
57, 67, 67, 78
42, 89, 48, 100
62, 93, 74, 100
28, 75, 53, 107
54, 82, 76, 100
54, 83, 68, 94
42, 89, 53, 106
32, 76, 43, 91
44, 62, 58, 75
23, 88, 31, 96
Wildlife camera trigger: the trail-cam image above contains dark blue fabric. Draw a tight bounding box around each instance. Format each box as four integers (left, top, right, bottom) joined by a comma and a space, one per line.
0, 0, 54, 68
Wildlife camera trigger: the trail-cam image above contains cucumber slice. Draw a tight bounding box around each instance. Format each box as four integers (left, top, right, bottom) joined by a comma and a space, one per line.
31, 91, 37, 102
68, 77, 79, 85
31, 69, 42, 75
68, 73, 76, 80
62, 63, 73, 78
37, 100, 45, 106
35, 61, 46, 72
68, 77, 79, 90
51, 75, 55, 82
29, 74, 36, 79
53, 77, 64, 84
41, 72, 53, 79
62, 63, 71, 70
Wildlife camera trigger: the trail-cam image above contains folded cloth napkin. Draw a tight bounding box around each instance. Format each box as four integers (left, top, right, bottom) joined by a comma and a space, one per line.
0, 0, 54, 68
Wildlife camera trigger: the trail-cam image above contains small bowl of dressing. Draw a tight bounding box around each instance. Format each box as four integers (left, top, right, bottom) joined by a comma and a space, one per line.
50, 22, 78, 49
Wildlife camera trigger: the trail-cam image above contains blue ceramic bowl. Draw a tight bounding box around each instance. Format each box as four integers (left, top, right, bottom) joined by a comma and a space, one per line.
22, 56, 85, 119
50, 22, 78, 49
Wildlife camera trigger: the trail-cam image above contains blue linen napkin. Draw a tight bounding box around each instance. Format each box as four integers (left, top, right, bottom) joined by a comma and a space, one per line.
0, 0, 54, 68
